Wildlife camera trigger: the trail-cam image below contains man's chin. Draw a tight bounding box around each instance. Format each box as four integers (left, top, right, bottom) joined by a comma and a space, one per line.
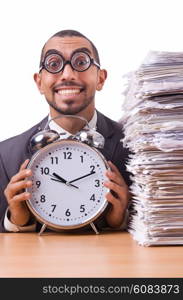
46, 96, 94, 116
50, 104, 84, 115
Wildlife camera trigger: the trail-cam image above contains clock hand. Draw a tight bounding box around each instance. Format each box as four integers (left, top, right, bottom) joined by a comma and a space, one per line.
69, 171, 96, 184
51, 173, 78, 189
52, 172, 67, 183
51, 178, 79, 189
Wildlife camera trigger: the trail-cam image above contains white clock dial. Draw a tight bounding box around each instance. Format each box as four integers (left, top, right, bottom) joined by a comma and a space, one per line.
26, 140, 109, 230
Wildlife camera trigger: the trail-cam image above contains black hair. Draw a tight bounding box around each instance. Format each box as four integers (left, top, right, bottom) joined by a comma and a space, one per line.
39, 29, 100, 67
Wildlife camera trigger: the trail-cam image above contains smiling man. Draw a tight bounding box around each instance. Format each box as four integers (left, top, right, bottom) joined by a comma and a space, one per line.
0, 30, 130, 233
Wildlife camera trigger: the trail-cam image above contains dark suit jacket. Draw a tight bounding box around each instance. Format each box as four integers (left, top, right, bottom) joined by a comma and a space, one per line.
0, 111, 130, 232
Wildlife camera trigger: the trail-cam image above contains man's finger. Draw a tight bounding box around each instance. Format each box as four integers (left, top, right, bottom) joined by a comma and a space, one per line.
7, 180, 32, 198
20, 159, 30, 171
104, 180, 127, 196
4, 179, 32, 202
105, 169, 126, 187
107, 161, 126, 179
11, 169, 32, 184
12, 192, 31, 204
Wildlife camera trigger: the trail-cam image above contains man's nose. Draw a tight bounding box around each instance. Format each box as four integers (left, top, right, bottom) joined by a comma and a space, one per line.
60, 62, 76, 81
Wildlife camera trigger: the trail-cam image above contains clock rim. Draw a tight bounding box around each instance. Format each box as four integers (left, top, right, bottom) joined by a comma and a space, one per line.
26, 139, 110, 231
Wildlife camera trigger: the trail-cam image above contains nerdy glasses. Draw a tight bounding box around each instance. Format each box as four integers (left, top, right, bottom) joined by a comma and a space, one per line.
39, 51, 100, 74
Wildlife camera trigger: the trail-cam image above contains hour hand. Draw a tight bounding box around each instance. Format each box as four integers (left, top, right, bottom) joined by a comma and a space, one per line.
51, 172, 78, 189
52, 172, 67, 183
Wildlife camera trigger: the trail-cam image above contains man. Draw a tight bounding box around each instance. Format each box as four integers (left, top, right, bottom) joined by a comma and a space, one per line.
0, 30, 130, 233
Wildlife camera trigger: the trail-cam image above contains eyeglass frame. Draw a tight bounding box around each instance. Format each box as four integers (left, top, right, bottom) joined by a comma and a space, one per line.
39, 50, 101, 74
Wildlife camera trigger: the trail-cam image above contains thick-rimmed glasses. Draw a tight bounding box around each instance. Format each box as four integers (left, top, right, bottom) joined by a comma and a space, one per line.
39, 51, 100, 74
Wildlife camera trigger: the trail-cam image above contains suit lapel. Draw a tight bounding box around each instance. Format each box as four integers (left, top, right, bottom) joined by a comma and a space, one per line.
25, 116, 48, 159
96, 111, 117, 161
96, 110, 114, 138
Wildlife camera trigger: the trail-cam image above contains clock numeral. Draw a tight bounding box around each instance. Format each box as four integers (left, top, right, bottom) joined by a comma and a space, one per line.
65, 209, 71, 216
90, 165, 95, 173
80, 204, 85, 213
36, 181, 41, 188
41, 167, 50, 175
95, 179, 100, 187
50, 157, 58, 164
80, 155, 84, 163
90, 194, 95, 201
51, 204, 56, 212
63, 152, 72, 159
40, 194, 46, 202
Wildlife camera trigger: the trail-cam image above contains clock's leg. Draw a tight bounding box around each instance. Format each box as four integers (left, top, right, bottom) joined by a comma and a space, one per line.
90, 222, 99, 234
38, 223, 47, 235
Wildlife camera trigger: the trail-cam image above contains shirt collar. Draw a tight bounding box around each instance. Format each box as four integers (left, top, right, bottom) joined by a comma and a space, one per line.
48, 110, 97, 139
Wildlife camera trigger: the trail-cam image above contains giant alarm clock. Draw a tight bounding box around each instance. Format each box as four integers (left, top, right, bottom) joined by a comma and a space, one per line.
26, 115, 110, 234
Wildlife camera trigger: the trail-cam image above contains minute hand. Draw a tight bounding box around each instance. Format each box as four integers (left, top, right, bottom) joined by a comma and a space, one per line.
69, 171, 96, 184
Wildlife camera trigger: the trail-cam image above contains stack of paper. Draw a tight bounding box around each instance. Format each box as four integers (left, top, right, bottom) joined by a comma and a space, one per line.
121, 51, 183, 246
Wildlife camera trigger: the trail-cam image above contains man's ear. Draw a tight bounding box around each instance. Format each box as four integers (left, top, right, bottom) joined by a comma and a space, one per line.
96, 69, 107, 91
34, 73, 44, 94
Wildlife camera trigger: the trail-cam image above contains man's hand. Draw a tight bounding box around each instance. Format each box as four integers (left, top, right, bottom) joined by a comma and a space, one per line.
4, 159, 32, 226
104, 161, 129, 228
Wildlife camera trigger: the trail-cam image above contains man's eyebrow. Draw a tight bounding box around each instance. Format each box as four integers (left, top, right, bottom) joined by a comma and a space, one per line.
72, 47, 92, 56
43, 47, 92, 60
43, 49, 63, 58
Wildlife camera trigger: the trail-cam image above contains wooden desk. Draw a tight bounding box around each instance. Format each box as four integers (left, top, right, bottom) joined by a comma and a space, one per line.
0, 232, 182, 278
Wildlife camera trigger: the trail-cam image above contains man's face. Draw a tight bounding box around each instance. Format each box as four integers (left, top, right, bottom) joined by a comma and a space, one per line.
34, 36, 107, 116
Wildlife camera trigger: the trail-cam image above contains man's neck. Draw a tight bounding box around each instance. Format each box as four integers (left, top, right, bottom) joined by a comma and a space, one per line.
50, 108, 95, 134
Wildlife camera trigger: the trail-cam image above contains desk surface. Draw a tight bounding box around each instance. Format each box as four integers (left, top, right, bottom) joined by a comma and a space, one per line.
0, 232, 182, 278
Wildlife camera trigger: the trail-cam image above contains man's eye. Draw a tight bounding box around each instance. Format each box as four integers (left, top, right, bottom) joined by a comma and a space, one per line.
74, 57, 89, 67
49, 61, 60, 67
77, 59, 87, 65
45, 54, 63, 71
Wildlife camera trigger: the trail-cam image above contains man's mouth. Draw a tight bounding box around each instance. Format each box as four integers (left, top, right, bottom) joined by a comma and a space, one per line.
56, 88, 82, 95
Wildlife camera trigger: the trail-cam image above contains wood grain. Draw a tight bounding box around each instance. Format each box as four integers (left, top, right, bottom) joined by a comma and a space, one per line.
0, 232, 182, 277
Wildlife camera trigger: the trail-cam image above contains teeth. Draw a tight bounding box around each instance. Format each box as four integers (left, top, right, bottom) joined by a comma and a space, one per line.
57, 89, 81, 95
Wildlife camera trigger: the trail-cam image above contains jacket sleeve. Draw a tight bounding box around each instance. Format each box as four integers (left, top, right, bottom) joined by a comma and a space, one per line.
0, 153, 9, 232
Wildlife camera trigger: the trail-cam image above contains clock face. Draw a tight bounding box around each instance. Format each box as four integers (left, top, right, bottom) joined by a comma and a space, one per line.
26, 140, 109, 230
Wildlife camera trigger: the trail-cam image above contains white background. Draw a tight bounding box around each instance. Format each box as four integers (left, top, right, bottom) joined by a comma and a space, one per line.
1, 0, 183, 141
